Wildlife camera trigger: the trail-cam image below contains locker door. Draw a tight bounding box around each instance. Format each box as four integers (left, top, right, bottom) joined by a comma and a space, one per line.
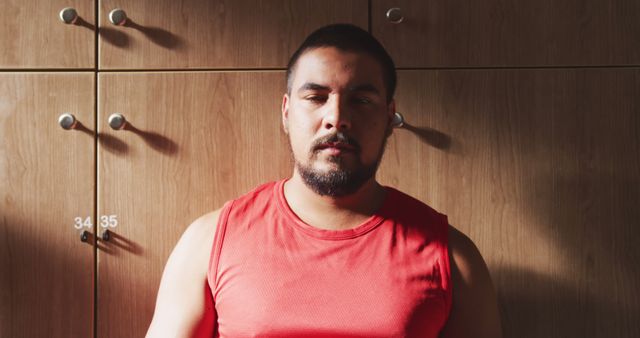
372, 0, 640, 68
0, 1, 95, 68
0, 73, 95, 337
378, 69, 640, 337
98, 0, 368, 69
97, 71, 291, 337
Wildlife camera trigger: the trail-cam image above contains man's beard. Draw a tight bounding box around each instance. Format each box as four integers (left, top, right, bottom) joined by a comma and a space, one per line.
293, 132, 387, 197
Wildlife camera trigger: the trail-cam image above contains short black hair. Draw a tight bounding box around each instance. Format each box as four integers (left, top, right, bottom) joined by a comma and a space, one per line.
286, 24, 396, 103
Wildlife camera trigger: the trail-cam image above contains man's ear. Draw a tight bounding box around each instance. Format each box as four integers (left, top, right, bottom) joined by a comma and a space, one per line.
386, 99, 396, 137
282, 93, 290, 134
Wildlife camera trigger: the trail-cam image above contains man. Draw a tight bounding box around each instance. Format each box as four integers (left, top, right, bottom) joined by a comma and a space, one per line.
146, 24, 501, 338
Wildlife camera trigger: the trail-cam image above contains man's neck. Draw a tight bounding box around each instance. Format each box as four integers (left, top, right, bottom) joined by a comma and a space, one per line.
283, 171, 387, 231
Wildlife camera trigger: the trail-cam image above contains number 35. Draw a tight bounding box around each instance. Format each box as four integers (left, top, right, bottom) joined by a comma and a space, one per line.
100, 215, 118, 228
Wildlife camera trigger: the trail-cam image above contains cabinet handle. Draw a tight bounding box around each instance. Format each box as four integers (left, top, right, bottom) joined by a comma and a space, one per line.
108, 113, 127, 130
59, 7, 78, 24
392, 112, 405, 128
386, 8, 404, 24
80, 230, 90, 242
58, 113, 78, 130
101, 229, 111, 241
108, 8, 128, 26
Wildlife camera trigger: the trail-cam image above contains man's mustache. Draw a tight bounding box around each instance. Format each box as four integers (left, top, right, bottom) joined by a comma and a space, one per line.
311, 133, 361, 152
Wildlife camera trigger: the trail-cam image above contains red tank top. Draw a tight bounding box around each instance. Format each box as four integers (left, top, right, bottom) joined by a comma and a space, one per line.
208, 180, 452, 337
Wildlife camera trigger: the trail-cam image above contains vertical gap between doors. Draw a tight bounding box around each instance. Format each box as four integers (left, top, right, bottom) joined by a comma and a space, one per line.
93, 0, 99, 337
368, 0, 372, 33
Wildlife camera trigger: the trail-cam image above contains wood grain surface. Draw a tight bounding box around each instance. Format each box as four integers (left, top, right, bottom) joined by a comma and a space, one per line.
98, 0, 367, 69
0, 0, 95, 68
378, 69, 640, 338
0, 73, 95, 337
3, 2, 640, 337
96, 71, 290, 338
372, 0, 640, 68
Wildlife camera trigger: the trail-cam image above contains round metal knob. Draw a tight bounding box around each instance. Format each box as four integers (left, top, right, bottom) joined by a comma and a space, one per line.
108, 113, 127, 130
80, 230, 90, 242
59, 7, 78, 24
392, 112, 404, 128
58, 113, 78, 130
101, 229, 111, 241
386, 8, 404, 24
108, 8, 128, 25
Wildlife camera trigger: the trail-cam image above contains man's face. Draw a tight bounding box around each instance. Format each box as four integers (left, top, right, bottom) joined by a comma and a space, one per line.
282, 47, 395, 196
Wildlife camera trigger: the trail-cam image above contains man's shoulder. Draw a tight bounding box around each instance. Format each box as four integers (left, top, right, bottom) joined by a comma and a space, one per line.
146, 209, 221, 337
384, 186, 446, 224
225, 180, 283, 209
173, 209, 223, 264
187, 209, 222, 238
186, 180, 283, 239
447, 225, 481, 260
442, 224, 502, 337
236, 180, 281, 199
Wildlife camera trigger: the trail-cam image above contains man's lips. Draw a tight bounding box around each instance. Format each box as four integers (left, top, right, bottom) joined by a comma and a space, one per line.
317, 142, 357, 152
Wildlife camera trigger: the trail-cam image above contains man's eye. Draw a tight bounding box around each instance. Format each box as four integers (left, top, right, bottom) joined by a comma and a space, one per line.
306, 96, 326, 103
353, 97, 372, 104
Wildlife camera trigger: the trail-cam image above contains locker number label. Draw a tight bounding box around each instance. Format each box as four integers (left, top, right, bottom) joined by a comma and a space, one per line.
74, 216, 92, 230
100, 215, 118, 228
73, 215, 119, 229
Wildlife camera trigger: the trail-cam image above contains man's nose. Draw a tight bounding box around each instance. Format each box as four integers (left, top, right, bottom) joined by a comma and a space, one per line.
322, 98, 351, 131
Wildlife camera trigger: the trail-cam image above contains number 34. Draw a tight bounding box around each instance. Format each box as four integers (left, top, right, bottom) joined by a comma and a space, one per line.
72, 215, 118, 230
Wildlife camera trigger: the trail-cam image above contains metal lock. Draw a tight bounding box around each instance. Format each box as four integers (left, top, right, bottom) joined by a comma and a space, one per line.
108, 113, 127, 130
80, 230, 90, 242
101, 229, 111, 241
58, 113, 78, 130
386, 8, 404, 24
59, 7, 78, 24
108, 8, 128, 25
392, 112, 405, 128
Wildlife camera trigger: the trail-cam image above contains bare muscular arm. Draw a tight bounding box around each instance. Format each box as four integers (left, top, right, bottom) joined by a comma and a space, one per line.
146, 209, 220, 338
439, 225, 502, 338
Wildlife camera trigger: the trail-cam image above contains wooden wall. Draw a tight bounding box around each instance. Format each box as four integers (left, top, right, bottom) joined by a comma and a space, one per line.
0, 1, 638, 337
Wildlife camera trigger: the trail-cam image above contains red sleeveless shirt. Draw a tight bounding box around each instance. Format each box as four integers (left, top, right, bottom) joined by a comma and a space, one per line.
208, 180, 452, 337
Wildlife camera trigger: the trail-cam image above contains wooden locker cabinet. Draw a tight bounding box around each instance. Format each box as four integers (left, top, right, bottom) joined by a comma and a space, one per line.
3, 0, 639, 337
0, 1, 365, 335
96, 71, 291, 337
93, 2, 368, 334
98, 0, 368, 69
0, 0, 96, 68
378, 69, 640, 338
372, 0, 640, 68
0, 73, 95, 338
